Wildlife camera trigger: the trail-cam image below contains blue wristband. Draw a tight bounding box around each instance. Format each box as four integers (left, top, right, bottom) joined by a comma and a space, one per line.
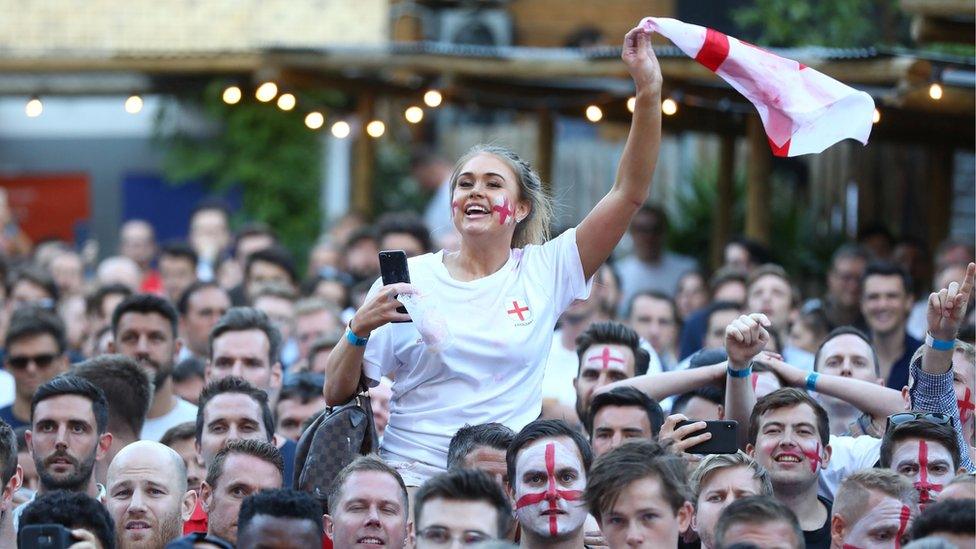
806, 372, 820, 392
925, 332, 954, 351
346, 322, 369, 347
727, 365, 752, 378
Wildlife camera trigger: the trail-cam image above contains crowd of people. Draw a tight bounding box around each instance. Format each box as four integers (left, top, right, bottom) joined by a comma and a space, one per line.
0, 24, 972, 549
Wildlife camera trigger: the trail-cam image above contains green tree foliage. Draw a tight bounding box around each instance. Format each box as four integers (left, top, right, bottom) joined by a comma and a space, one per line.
158, 81, 344, 262
732, 0, 903, 48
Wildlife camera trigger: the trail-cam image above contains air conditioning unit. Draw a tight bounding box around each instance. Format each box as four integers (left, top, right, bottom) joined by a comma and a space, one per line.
437, 8, 512, 46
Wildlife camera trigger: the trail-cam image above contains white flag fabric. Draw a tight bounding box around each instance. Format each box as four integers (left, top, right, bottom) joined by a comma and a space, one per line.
641, 17, 875, 157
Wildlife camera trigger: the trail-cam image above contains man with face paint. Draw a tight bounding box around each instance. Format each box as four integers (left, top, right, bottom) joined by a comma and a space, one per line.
573, 322, 650, 430
506, 420, 592, 549
879, 419, 962, 509
830, 469, 918, 549
904, 263, 976, 477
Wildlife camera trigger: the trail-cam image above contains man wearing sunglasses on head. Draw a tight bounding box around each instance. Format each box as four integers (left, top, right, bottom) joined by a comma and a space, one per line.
879, 413, 962, 509
0, 306, 69, 430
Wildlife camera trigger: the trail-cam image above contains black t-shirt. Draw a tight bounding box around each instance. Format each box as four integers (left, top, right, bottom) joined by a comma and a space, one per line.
803, 495, 833, 549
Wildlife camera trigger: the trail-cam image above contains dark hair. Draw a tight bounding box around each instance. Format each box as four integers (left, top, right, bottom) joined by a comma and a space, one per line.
862, 261, 914, 296
447, 423, 516, 470
15, 426, 28, 452
586, 386, 664, 437
196, 377, 274, 445
415, 469, 512, 537
813, 326, 880, 377
173, 356, 206, 383
376, 212, 432, 255
160, 421, 197, 448
233, 222, 277, 258
575, 321, 650, 376
746, 264, 798, 307
111, 293, 179, 339
209, 307, 281, 367
0, 420, 16, 486
726, 237, 773, 268
238, 489, 322, 542
879, 419, 961, 470
19, 490, 116, 549
31, 375, 109, 435
8, 266, 59, 303
671, 386, 725, 416
507, 419, 592, 490
276, 376, 325, 416
909, 498, 975, 540
748, 388, 830, 447
205, 438, 283, 490
708, 267, 748, 298
624, 290, 679, 326
713, 496, 802, 549
705, 301, 744, 331
190, 198, 231, 223
86, 283, 133, 319
4, 305, 67, 354
328, 454, 408, 515
177, 281, 225, 316
71, 355, 152, 438
830, 243, 870, 269
160, 241, 199, 268
245, 247, 298, 287
585, 439, 687, 523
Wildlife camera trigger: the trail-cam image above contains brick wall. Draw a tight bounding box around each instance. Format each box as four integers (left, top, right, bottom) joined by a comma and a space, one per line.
509, 0, 674, 47
0, 0, 389, 55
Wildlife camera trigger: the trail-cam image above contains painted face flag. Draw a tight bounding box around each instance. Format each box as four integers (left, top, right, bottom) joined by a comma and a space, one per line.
641, 17, 876, 157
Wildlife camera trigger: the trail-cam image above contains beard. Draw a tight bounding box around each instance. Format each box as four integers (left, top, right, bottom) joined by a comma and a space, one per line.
136, 356, 173, 390
120, 509, 183, 549
36, 448, 97, 492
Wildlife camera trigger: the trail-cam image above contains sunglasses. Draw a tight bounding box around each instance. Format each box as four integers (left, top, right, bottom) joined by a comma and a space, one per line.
886, 412, 952, 430
6, 353, 59, 370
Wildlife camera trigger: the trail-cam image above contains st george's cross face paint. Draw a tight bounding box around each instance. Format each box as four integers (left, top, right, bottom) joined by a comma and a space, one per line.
513, 438, 589, 540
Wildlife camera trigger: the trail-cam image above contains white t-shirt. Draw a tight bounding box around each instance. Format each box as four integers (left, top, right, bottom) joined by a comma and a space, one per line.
819, 434, 881, 500
541, 330, 580, 407
364, 228, 591, 468
0, 369, 14, 408
140, 397, 198, 441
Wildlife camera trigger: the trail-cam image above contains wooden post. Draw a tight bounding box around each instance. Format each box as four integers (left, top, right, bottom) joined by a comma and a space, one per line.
927, 145, 953, 253
352, 94, 375, 217
745, 116, 772, 245
537, 109, 555, 191
711, 133, 736, 269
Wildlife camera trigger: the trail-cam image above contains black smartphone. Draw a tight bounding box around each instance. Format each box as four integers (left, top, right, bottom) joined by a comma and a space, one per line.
20, 524, 74, 548
674, 420, 739, 454
378, 250, 410, 318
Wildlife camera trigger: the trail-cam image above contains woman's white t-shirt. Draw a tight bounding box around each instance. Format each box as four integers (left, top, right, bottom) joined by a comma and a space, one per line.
363, 228, 590, 468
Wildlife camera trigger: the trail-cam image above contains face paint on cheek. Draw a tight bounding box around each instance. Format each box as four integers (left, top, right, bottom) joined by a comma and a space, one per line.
841, 500, 911, 549
914, 440, 944, 506
894, 505, 910, 549
588, 348, 625, 370
492, 196, 515, 225
801, 442, 822, 474
958, 387, 974, 424
451, 200, 460, 217
515, 443, 584, 538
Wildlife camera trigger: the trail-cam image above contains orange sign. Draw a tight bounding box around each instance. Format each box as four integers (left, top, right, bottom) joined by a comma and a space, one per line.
0, 173, 90, 242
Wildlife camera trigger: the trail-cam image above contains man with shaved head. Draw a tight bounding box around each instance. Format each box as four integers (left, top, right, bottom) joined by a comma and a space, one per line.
105, 440, 197, 549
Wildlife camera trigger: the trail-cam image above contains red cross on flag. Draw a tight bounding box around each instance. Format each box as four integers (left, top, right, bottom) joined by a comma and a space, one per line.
641, 17, 876, 157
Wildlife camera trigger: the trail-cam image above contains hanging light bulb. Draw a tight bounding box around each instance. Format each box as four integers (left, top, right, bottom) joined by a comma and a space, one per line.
585, 105, 603, 122
872, 108, 881, 124
222, 86, 243, 105
276, 93, 296, 111
305, 111, 325, 130
255, 82, 278, 102
331, 120, 351, 139
928, 83, 943, 100
405, 106, 424, 124
25, 97, 43, 118
626, 96, 636, 113
124, 95, 143, 114
423, 90, 443, 108
661, 98, 678, 116
366, 120, 386, 138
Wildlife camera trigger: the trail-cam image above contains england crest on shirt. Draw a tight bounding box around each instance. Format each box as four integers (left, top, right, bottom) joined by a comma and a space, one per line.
504, 297, 533, 327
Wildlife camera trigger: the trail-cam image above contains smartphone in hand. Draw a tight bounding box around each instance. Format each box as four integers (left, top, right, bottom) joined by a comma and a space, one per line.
674, 420, 739, 454
378, 250, 411, 320
20, 524, 74, 548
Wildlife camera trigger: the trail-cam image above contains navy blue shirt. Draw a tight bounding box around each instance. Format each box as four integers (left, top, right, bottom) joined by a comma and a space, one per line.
0, 405, 29, 430
885, 333, 922, 390
280, 438, 296, 489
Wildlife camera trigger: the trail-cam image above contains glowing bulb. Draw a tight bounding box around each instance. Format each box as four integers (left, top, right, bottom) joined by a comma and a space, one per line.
255, 82, 278, 102
222, 86, 242, 105
405, 106, 424, 124
25, 97, 42, 118
366, 120, 386, 138
872, 108, 881, 124
276, 93, 296, 111
304, 111, 324, 130
661, 98, 678, 116
585, 105, 603, 122
423, 90, 443, 108
928, 83, 943, 100
331, 120, 351, 139
124, 95, 143, 114
627, 96, 636, 113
